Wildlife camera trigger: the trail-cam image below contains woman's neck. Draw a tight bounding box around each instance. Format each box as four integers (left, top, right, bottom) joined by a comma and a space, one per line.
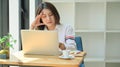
47, 25, 56, 30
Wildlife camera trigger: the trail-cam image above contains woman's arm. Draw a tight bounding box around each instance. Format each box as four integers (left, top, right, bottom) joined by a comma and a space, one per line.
64, 25, 77, 50
30, 13, 44, 30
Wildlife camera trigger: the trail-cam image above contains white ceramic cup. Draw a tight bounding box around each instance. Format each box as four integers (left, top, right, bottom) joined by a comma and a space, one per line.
62, 50, 70, 58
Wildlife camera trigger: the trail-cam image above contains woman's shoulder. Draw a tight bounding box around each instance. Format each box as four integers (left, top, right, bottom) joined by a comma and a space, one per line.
56, 24, 73, 31
57, 24, 72, 28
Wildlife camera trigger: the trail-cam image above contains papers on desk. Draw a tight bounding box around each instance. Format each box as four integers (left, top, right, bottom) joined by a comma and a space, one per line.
59, 55, 74, 60
70, 50, 81, 54
70, 50, 85, 57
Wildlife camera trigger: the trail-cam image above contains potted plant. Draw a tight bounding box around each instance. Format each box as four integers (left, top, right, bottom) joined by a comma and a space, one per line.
0, 33, 16, 59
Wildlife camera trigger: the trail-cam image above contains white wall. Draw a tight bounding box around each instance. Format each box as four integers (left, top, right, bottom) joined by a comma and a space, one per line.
9, 0, 20, 55
29, 0, 35, 27
9, 1, 20, 67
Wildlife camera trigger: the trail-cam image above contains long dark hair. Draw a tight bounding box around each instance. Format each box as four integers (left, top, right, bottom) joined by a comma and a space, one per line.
36, 2, 60, 30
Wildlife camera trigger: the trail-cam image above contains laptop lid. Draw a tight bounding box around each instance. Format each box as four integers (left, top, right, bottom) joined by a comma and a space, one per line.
21, 30, 60, 56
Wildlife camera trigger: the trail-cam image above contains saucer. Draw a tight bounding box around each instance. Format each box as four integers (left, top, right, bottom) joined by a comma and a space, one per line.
59, 55, 74, 60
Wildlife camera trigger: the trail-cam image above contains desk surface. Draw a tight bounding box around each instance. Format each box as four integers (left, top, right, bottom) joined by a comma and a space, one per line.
0, 51, 86, 67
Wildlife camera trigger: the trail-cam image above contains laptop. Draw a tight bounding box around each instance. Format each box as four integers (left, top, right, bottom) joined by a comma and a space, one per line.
21, 30, 60, 56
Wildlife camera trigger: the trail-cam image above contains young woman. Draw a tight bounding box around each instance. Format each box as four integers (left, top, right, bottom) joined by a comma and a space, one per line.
30, 2, 76, 50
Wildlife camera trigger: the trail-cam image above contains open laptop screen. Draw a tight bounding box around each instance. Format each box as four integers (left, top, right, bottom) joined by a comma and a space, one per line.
21, 30, 60, 56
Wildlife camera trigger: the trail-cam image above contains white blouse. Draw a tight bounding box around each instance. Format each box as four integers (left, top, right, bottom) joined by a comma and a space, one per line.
45, 24, 77, 50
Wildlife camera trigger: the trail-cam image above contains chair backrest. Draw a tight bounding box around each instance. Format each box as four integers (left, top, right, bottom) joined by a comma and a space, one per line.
75, 36, 85, 67
75, 36, 83, 51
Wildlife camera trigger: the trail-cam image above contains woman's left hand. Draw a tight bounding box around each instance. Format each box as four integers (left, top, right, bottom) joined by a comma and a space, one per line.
59, 43, 66, 50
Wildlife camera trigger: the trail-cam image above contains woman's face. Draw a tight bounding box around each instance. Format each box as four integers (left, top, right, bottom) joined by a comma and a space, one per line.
41, 9, 56, 27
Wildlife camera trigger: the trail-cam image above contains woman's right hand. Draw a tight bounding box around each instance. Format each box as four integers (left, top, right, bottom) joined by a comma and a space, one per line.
30, 13, 45, 29
59, 43, 66, 50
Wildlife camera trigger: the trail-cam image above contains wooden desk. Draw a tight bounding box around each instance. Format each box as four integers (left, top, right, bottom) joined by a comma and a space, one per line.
0, 51, 86, 67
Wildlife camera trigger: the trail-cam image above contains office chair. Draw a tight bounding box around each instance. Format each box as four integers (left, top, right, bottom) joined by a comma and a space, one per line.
75, 36, 85, 67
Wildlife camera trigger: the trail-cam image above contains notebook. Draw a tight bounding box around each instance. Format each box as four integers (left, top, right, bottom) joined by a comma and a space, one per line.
21, 30, 60, 56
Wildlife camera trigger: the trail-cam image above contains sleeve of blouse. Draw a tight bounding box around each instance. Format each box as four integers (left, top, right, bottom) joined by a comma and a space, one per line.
64, 25, 77, 50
